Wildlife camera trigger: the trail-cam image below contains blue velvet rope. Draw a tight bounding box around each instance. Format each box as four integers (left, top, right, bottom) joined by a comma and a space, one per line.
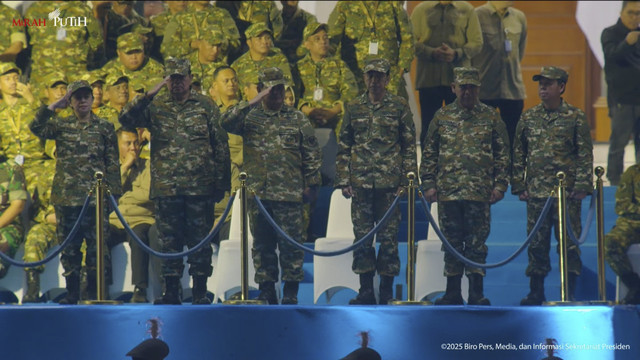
0, 194, 92, 267
565, 189, 597, 246
253, 194, 401, 257
108, 193, 234, 259
420, 195, 554, 269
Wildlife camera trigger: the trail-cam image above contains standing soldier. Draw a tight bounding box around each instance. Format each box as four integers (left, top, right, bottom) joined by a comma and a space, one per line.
188, 30, 228, 85
99, 0, 151, 63
512, 67, 593, 305
30, 80, 122, 305
149, 1, 188, 61
120, 58, 230, 305
276, 1, 317, 65
420, 67, 510, 306
336, 58, 417, 305
328, 1, 414, 97
221, 67, 321, 305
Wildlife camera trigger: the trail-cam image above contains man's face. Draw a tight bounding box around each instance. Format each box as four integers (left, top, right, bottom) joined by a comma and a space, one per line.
70, 88, 94, 116
118, 130, 140, 162
213, 68, 239, 99
92, 83, 104, 108
537, 77, 565, 103
167, 73, 192, 98
198, 40, 221, 63
247, 32, 272, 57
621, 2, 640, 30
107, 81, 130, 106
118, 49, 145, 71
452, 83, 479, 110
304, 29, 329, 59
364, 71, 389, 94
0, 71, 18, 96
45, 83, 68, 105
263, 84, 285, 110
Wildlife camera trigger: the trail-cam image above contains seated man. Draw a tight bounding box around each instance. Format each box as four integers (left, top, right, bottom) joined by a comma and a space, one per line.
0, 160, 27, 279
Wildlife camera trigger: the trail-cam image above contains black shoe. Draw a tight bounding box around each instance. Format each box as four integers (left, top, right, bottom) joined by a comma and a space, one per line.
621, 273, 640, 305
435, 275, 464, 305
521, 275, 546, 306
154, 277, 182, 305
349, 288, 377, 305
467, 273, 490, 306
130, 286, 148, 303
59, 274, 80, 305
281, 281, 299, 305
378, 275, 394, 305
22, 271, 41, 304
257, 281, 278, 305
191, 276, 211, 305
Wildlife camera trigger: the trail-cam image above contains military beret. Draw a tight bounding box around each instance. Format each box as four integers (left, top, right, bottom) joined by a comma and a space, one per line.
42, 71, 68, 88
259, 67, 286, 87
118, 32, 144, 53
164, 57, 191, 77
0, 62, 21, 76
303, 22, 328, 41
67, 80, 92, 96
105, 73, 129, 87
245, 22, 272, 39
532, 66, 569, 82
363, 58, 390, 74
453, 67, 481, 86
126, 338, 169, 360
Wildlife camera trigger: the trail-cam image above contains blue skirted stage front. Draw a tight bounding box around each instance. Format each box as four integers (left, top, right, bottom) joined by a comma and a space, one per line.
0, 303, 638, 360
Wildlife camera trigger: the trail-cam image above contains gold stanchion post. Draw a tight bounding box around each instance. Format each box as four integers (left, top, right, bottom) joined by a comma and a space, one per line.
81, 172, 121, 305
225, 172, 265, 305
592, 166, 613, 305
390, 172, 430, 305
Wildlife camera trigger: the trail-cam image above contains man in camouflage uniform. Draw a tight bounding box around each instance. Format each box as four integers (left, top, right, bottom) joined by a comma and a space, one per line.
605, 165, 640, 305
99, 0, 151, 63
101, 32, 164, 96
512, 66, 593, 305
221, 67, 321, 305
0, 2, 27, 63
101, 74, 130, 129
328, 1, 414, 97
336, 58, 417, 305
120, 58, 230, 305
189, 30, 228, 85
276, 1, 317, 65
149, 1, 188, 61
420, 67, 510, 306
25, 1, 103, 88
232, 23, 293, 92
0, 160, 27, 280
30, 80, 122, 305
162, 1, 240, 63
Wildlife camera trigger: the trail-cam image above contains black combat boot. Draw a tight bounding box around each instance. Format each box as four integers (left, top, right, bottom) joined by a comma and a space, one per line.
349, 272, 376, 305
59, 274, 80, 305
378, 275, 395, 305
191, 276, 211, 304
22, 270, 41, 303
620, 273, 640, 305
257, 281, 278, 304
435, 274, 464, 305
130, 286, 148, 303
281, 281, 299, 305
467, 273, 491, 305
154, 277, 182, 305
568, 273, 578, 301
520, 275, 546, 306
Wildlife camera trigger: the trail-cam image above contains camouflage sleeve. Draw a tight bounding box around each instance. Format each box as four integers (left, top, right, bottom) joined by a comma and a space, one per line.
86, 10, 104, 53
399, 101, 418, 187
615, 167, 640, 217
458, 9, 483, 61
7, 162, 27, 202
218, 7, 241, 53
104, 123, 122, 196
220, 101, 251, 135
269, 3, 284, 40
574, 110, 594, 194
208, 105, 231, 193
327, 2, 346, 56
394, 3, 415, 72
29, 106, 58, 140
491, 111, 510, 193
119, 94, 152, 129
275, 52, 294, 86
7, 7, 26, 48
300, 115, 322, 188
161, 18, 189, 59
335, 102, 354, 188
511, 115, 527, 195
419, 111, 441, 191
339, 59, 359, 103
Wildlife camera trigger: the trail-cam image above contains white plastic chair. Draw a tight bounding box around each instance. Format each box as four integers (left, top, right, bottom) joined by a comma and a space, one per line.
313, 189, 361, 304
616, 244, 640, 301
415, 203, 468, 302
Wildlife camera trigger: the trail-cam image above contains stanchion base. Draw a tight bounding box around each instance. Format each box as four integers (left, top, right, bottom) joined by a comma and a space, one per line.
223, 299, 267, 305
389, 300, 432, 306
79, 300, 123, 305
589, 300, 615, 306
543, 300, 590, 306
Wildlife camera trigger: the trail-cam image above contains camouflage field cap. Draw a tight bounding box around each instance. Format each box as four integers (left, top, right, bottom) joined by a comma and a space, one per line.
126, 338, 169, 360
363, 58, 390, 74
245, 22, 272, 39
303, 22, 328, 41
259, 67, 286, 87
532, 66, 569, 82
42, 71, 68, 88
68, 80, 92, 96
454, 67, 481, 86
117, 32, 144, 53
80, 71, 105, 86
164, 57, 191, 77
105, 73, 129, 86
0, 62, 21, 76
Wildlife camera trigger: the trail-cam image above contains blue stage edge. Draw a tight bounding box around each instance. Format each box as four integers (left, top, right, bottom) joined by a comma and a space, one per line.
1, 304, 638, 360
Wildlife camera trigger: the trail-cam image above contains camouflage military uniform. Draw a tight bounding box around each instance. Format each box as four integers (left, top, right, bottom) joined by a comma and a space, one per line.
218, 1, 283, 42
119, 62, 230, 279
162, 5, 240, 62
605, 165, 640, 277
93, 105, 121, 130
26, 1, 103, 86
336, 89, 417, 276
0, 4, 27, 55
23, 165, 56, 273
0, 160, 28, 278
328, 1, 414, 97
276, 7, 317, 65
103, 5, 150, 62
512, 100, 593, 277
420, 79, 510, 277
220, 70, 321, 284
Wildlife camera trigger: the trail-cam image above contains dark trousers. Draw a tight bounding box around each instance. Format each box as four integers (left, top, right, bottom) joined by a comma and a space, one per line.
480, 98, 524, 147
109, 224, 161, 288
418, 86, 456, 146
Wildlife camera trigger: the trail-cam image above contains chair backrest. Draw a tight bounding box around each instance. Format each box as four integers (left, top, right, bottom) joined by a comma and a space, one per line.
228, 192, 253, 241
325, 189, 355, 239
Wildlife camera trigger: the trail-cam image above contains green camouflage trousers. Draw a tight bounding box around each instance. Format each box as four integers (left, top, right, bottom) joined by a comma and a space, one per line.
0, 224, 24, 278
155, 195, 215, 278
605, 216, 640, 277
351, 188, 400, 276
526, 198, 583, 277
248, 199, 304, 283
438, 200, 490, 277
23, 222, 57, 272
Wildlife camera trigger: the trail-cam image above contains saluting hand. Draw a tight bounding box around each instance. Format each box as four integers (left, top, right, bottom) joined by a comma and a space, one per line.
249, 86, 272, 106
146, 76, 169, 100
47, 90, 71, 111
